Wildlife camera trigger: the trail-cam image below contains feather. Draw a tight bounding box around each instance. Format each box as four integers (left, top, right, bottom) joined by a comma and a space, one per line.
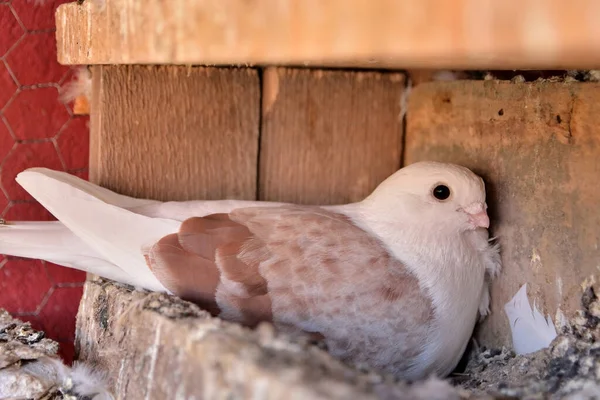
22, 168, 157, 209
23, 356, 114, 400
15, 169, 178, 292
18, 168, 282, 220
0, 169, 282, 290
148, 205, 434, 378
504, 283, 557, 355
59, 67, 92, 105
0, 161, 501, 381
0, 222, 136, 285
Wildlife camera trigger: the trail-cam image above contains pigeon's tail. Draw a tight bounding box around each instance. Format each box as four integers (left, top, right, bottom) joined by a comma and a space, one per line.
16, 167, 159, 209
0, 221, 140, 286
6, 168, 181, 292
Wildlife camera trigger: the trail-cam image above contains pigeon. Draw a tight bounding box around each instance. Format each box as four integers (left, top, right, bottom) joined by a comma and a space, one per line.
0, 161, 501, 380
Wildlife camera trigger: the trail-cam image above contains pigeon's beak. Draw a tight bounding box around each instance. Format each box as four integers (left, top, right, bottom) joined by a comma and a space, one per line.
463, 202, 490, 229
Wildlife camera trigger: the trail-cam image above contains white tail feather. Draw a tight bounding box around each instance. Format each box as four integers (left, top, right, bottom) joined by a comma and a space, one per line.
23, 168, 158, 209
504, 283, 557, 355
129, 198, 289, 221
15, 169, 180, 292
25, 168, 285, 221
2, 168, 286, 292
0, 222, 143, 287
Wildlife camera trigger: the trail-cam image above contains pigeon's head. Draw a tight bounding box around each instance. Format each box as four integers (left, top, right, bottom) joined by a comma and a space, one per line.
366, 161, 490, 232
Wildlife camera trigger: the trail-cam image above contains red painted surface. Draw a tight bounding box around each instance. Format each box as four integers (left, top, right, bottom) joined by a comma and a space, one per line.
0, 0, 87, 364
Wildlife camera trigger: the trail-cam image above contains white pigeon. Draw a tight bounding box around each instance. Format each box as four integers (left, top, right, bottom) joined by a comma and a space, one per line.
0, 161, 501, 380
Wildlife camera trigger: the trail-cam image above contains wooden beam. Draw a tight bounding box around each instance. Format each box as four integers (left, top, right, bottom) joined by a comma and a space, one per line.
89, 65, 260, 200
259, 67, 404, 204
56, 0, 600, 69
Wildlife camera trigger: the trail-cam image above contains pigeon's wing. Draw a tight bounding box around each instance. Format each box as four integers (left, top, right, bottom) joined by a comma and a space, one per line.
146, 205, 433, 344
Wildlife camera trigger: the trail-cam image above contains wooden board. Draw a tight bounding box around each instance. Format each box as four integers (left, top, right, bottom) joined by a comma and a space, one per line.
404, 80, 600, 347
56, 0, 600, 69
89, 65, 260, 200
259, 68, 404, 204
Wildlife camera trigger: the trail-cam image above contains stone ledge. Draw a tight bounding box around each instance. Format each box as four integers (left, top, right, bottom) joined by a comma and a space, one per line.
75, 278, 462, 399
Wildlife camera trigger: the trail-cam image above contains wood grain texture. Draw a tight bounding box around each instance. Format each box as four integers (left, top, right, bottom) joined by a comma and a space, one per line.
56, 0, 600, 69
404, 80, 600, 347
90, 65, 260, 200
259, 68, 404, 204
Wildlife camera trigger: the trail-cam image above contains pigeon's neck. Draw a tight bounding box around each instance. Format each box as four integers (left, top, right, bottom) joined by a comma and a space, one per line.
336, 201, 486, 304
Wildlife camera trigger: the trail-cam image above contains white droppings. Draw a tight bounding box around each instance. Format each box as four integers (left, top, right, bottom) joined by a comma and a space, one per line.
262, 68, 280, 116
555, 308, 569, 331
530, 248, 542, 271
557, 277, 563, 301
399, 78, 412, 123
115, 358, 126, 395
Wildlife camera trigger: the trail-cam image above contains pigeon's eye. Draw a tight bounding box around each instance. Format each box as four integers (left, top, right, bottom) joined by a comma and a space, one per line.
432, 184, 451, 201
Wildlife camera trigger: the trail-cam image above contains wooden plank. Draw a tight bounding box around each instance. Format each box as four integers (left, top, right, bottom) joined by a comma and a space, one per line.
259, 67, 404, 204
404, 80, 600, 347
89, 65, 260, 200
56, 0, 600, 69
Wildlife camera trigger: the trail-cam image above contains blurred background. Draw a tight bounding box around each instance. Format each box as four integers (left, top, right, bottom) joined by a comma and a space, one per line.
0, 0, 88, 364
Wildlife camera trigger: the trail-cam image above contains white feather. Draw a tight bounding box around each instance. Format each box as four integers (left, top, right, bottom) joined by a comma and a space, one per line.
504, 283, 557, 355
60, 67, 92, 105
0, 222, 143, 287
128, 198, 288, 221
23, 168, 158, 209
0, 168, 285, 291
0, 162, 501, 381
15, 169, 179, 292
19, 168, 281, 219
23, 356, 114, 400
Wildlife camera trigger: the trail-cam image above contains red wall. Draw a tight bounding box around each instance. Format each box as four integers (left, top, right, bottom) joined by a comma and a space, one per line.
0, 0, 87, 364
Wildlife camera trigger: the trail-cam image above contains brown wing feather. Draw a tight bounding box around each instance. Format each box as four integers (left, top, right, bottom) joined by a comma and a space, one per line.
226, 205, 433, 374
146, 233, 221, 315
145, 212, 274, 326
145, 205, 432, 375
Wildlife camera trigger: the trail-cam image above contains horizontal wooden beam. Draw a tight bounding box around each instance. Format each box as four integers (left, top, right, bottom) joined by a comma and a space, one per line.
56, 0, 600, 69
